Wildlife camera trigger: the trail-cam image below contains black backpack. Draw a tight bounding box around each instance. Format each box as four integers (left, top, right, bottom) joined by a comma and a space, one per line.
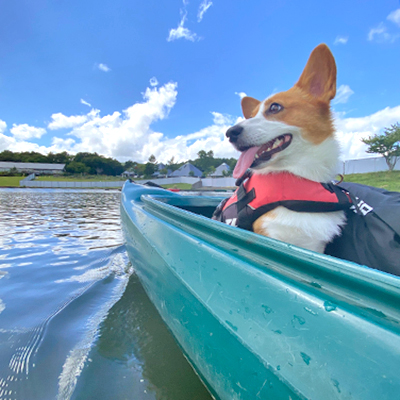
325, 182, 400, 276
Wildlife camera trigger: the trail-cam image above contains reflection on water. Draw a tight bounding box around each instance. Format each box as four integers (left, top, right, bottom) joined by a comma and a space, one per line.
0, 189, 211, 400
73, 274, 212, 400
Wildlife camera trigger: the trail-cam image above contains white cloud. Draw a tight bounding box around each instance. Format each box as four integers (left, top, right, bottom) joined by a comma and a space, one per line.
51, 136, 76, 151
10, 124, 46, 140
332, 84, 354, 104
387, 8, 400, 26
334, 36, 348, 45
152, 119, 240, 162
50, 82, 179, 162
368, 23, 399, 42
81, 99, 92, 107
167, 1, 199, 42
97, 63, 111, 72
0, 133, 69, 154
0, 81, 240, 163
368, 23, 389, 41
211, 112, 235, 126
168, 23, 198, 42
198, 0, 212, 22
235, 91, 247, 99
0, 132, 14, 150
149, 77, 159, 87
334, 105, 400, 160
48, 113, 89, 130
2, 80, 400, 165
0, 119, 6, 134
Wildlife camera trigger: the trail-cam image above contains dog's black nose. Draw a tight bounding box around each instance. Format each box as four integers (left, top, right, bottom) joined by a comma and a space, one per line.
226, 125, 243, 143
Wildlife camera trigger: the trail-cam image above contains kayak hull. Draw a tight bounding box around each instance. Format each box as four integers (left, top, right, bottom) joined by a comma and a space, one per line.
120, 181, 400, 400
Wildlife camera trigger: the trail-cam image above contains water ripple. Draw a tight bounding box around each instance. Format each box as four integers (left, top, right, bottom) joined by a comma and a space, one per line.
0, 188, 211, 400
0, 189, 130, 399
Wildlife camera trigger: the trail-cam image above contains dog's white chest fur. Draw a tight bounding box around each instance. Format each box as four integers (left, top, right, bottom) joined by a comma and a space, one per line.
253, 207, 347, 253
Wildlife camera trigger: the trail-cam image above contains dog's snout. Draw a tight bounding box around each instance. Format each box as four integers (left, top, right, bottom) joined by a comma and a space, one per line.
226, 125, 243, 142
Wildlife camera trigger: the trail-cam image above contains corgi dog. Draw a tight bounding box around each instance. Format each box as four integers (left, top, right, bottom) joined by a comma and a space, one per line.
223, 44, 348, 253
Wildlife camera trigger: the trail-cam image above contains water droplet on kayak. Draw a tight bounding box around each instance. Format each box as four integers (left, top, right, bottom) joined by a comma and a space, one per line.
300, 352, 311, 365
324, 301, 337, 312
291, 315, 305, 328
262, 305, 273, 314
331, 378, 341, 393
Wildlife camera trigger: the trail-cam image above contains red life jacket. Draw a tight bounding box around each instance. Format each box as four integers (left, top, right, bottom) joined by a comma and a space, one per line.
212, 172, 352, 230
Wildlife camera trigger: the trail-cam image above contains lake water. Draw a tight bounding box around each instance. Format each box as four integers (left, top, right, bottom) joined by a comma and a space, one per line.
0, 189, 212, 400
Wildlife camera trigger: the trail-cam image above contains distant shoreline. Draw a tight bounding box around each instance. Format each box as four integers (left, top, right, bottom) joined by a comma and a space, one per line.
1, 171, 400, 192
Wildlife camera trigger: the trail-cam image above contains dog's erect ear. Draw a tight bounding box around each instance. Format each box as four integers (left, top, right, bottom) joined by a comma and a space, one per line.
295, 44, 337, 102
241, 97, 261, 119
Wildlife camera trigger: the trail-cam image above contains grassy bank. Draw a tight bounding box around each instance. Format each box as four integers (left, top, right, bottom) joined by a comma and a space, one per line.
36, 175, 125, 182
0, 176, 23, 187
1, 171, 399, 191
161, 183, 193, 190
0, 174, 126, 188
343, 170, 400, 192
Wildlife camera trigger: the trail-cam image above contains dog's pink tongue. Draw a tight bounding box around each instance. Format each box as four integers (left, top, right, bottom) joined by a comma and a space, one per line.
233, 146, 260, 179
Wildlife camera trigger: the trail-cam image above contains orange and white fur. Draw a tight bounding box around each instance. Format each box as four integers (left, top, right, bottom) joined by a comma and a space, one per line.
228, 44, 345, 253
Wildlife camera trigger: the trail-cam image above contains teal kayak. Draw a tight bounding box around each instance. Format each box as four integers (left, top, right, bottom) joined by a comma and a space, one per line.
120, 180, 400, 400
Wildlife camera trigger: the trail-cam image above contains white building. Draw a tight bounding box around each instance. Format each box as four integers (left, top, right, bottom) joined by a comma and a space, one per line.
341, 157, 400, 175
0, 161, 65, 175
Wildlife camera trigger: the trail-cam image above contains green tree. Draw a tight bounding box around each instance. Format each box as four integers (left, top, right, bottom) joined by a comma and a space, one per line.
194, 150, 216, 172
144, 162, 155, 177
124, 160, 136, 170
65, 161, 89, 174
167, 156, 179, 172
0, 150, 72, 164
205, 165, 216, 176
0, 150, 17, 161
48, 151, 71, 164
71, 152, 123, 176
134, 163, 146, 176
19, 151, 48, 163
148, 154, 156, 164
198, 150, 214, 159
362, 123, 400, 171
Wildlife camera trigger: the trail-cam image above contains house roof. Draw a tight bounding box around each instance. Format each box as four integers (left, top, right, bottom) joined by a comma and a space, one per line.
210, 163, 230, 176
169, 163, 202, 177
0, 161, 65, 170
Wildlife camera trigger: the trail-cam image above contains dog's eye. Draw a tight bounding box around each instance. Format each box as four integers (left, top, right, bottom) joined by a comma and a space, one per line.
268, 103, 283, 114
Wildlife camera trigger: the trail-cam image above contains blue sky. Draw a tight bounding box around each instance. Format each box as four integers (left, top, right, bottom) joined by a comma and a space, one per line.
1, 0, 400, 163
